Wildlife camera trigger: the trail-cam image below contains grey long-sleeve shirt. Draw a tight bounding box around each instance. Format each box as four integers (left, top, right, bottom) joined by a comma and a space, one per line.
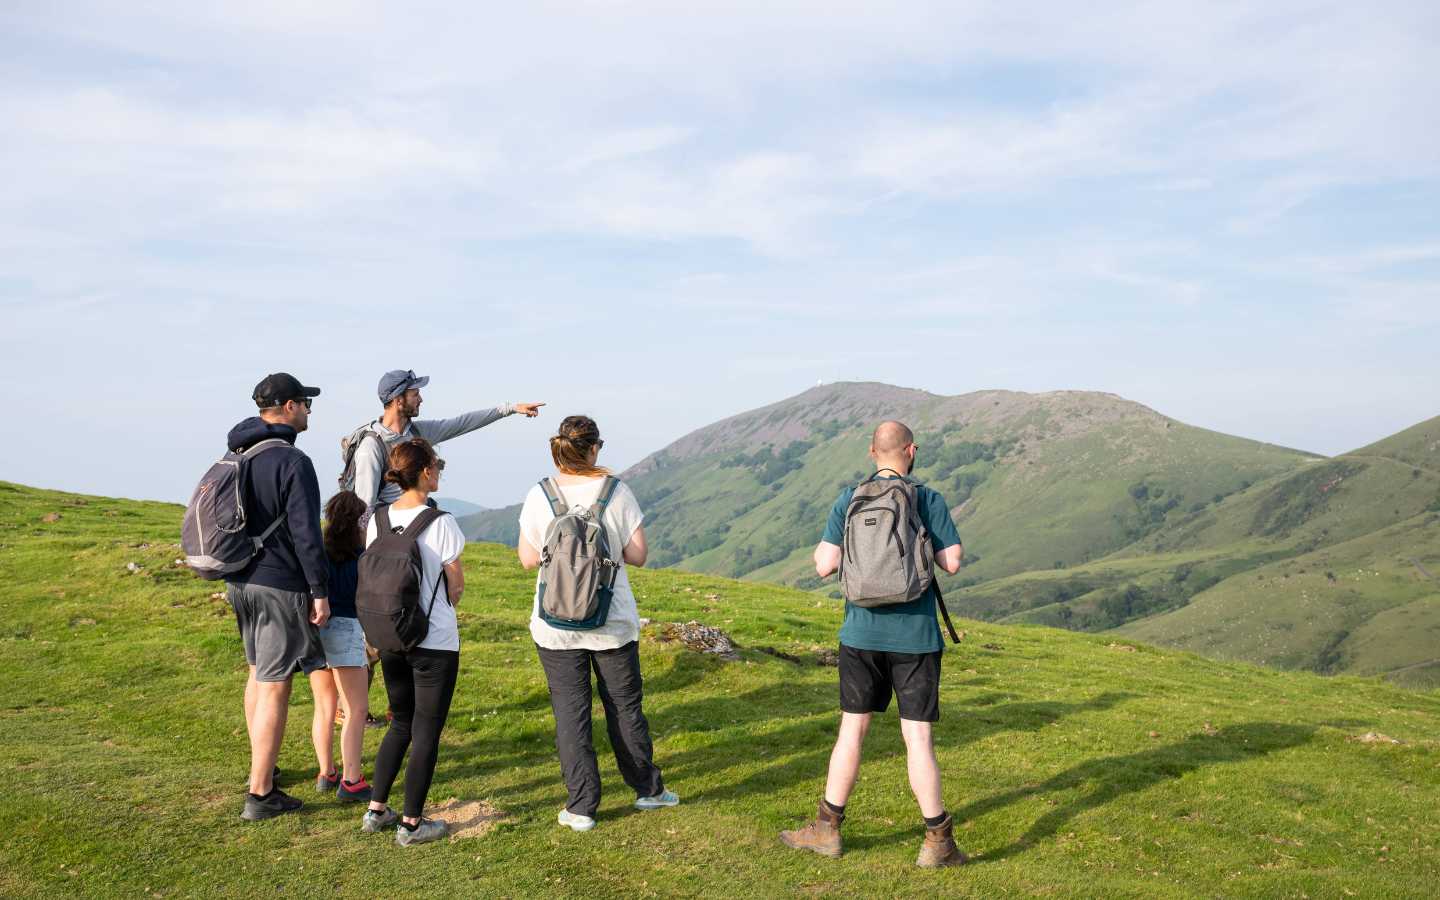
353, 404, 516, 508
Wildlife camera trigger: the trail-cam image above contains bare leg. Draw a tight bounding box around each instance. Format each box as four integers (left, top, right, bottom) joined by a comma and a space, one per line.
331, 666, 370, 783
244, 666, 258, 734
899, 718, 943, 818
823, 712, 871, 808
309, 669, 338, 778
247, 678, 293, 795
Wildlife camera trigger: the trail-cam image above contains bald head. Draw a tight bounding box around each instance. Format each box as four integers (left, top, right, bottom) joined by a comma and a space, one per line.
872, 421, 914, 455
869, 420, 916, 474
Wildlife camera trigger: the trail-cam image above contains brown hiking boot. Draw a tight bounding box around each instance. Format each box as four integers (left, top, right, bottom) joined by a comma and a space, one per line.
916, 815, 969, 868
779, 801, 844, 858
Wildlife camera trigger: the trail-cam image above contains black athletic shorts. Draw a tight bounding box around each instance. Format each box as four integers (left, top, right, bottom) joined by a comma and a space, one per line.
838, 644, 942, 722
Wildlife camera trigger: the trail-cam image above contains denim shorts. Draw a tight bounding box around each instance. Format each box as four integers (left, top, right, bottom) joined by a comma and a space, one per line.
317, 616, 368, 668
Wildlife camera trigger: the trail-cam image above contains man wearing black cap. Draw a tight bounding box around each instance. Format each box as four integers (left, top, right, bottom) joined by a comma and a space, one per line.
227, 373, 331, 821
343, 369, 544, 510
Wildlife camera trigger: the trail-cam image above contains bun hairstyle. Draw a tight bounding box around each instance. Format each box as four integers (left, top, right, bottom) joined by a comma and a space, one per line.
385, 437, 439, 492
323, 490, 366, 563
550, 415, 609, 477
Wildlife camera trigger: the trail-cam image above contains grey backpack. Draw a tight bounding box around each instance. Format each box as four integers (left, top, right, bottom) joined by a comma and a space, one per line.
840, 469, 961, 643
181, 439, 290, 580
337, 422, 388, 492
536, 476, 622, 631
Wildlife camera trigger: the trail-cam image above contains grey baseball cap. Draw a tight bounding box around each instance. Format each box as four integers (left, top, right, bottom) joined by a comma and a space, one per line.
378, 369, 429, 404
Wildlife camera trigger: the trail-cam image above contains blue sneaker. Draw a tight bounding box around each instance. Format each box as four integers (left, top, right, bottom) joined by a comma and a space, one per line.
635, 789, 680, 810
395, 817, 449, 846
361, 807, 398, 833
558, 809, 597, 832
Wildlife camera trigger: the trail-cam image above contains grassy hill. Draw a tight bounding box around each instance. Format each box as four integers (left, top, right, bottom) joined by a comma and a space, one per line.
883, 415, 1440, 687
463, 383, 1313, 590
4, 480, 1439, 897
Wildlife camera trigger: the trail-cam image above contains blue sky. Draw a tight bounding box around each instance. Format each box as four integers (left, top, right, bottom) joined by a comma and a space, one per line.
3, 1, 1438, 507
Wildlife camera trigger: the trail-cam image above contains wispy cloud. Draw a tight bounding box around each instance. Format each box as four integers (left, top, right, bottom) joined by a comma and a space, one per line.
3, 1, 1439, 500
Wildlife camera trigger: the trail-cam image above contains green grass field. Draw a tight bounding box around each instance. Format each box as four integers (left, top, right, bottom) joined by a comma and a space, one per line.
4, 480, 1439, 898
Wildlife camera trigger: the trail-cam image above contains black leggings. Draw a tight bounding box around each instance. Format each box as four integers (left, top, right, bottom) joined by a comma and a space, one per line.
372, 648, 459, 819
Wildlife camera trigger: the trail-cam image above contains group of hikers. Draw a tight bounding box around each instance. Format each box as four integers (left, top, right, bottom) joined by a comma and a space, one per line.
182, 368, 969, 867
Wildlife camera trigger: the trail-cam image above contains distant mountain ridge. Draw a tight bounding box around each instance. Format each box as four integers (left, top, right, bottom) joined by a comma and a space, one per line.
462, 380, 1312, 585
434, 497, 487, 517
460, 382, 1440, 687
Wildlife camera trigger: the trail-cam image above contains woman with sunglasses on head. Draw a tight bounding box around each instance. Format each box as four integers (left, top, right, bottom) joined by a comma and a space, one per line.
517, 415, 678, 833
359, 438, 467, 846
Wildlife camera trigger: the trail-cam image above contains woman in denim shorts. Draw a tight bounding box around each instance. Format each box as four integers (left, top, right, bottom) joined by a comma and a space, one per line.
307, 491, 373, 802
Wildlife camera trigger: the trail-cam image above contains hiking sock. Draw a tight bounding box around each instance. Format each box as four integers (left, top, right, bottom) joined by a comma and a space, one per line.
822, 799, 846, 817
399, 819, 419, 831
924, 811, 948, 828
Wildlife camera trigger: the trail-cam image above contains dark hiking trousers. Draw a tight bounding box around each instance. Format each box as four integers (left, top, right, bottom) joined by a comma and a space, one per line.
535, 640, 664, 818
372, 648, 459, 819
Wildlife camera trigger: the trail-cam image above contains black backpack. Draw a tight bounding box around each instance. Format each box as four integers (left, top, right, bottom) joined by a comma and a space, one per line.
355, 505, 450, 652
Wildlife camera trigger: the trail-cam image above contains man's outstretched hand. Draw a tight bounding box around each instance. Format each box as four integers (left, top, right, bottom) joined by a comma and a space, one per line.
515, 402, 546, 418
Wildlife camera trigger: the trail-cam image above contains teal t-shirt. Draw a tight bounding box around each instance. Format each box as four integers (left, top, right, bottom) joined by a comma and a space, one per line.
821, 476, 961, 654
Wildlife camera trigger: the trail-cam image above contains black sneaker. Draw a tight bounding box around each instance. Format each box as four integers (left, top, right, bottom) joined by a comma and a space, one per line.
241, 788, 303, 821
316, 770, 340, 793
336, 777, 373, 803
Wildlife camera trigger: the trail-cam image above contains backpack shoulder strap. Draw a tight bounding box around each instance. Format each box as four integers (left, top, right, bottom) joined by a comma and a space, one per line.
241, 438, 290, 458
539, 478, 568, 517
864, 467, 905, 483
403, 505, 447, 539
934, 581, 962, 645
374, 504, 393, 535
591, 476, 621, 517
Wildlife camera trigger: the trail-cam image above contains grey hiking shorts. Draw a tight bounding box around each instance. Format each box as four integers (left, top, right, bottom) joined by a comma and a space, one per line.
227, 583, 326, 682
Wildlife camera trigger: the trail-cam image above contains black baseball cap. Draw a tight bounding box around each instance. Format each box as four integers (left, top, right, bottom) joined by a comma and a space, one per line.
252, 373, 322, 408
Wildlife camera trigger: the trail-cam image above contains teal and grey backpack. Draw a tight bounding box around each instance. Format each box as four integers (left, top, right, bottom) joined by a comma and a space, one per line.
536, 476, 622, 631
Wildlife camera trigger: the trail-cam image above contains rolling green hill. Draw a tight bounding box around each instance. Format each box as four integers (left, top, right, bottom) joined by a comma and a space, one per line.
2, 480, 1438, 898
463, 382, 1313, 589
957, 416, 1440, 686
460, 389, 1438, 686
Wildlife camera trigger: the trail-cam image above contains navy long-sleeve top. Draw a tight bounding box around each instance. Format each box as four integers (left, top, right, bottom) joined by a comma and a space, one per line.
225, 417, 330, 600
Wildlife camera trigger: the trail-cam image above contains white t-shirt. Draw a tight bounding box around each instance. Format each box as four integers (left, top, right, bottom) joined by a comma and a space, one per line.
518, 476, 644, 651
364, 504, 467, 653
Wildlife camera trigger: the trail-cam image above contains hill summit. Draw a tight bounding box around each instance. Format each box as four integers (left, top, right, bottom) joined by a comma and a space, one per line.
465, 380, 1311, 586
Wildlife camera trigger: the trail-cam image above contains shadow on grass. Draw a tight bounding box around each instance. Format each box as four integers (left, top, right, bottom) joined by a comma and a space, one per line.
659, 689, 1136, 805
934, 721, 1320, 863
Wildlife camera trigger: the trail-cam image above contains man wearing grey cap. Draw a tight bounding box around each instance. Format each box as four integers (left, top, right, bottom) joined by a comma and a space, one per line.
342, 369, 544, 510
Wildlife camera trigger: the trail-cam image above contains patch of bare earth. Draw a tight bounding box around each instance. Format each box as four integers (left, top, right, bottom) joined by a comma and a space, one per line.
1350, 732, 1402, 745
425, 798, 507, 840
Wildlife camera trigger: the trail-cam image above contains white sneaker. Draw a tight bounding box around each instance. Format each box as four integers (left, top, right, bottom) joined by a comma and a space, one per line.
635, 789, 680, 810
557, 809, 597, 832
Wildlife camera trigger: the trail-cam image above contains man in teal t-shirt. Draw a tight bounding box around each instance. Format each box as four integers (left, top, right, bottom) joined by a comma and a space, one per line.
780, 421, 968, 868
